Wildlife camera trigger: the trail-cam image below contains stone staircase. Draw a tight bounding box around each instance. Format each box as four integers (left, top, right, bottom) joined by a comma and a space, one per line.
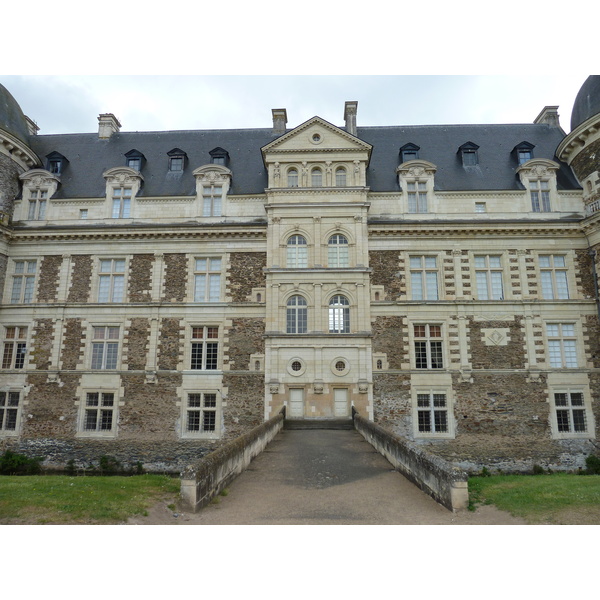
284, 418, 354, 430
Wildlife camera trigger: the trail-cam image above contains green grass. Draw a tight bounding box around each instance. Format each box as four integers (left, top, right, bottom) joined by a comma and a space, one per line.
0, 474, 180, 524
468, 473, 600, 524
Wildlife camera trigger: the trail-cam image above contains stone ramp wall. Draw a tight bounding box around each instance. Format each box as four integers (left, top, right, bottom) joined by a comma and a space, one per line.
353, 410, 469, 512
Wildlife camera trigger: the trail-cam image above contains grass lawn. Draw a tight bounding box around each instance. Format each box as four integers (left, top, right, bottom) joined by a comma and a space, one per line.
0, 474, 180, 524
468, 473, 600, 524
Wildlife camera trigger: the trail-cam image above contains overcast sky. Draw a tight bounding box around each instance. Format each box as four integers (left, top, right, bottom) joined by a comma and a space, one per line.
1, 74, 592, 136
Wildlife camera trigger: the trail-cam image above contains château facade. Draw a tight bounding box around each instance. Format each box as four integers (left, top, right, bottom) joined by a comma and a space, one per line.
1, 77, 599, 473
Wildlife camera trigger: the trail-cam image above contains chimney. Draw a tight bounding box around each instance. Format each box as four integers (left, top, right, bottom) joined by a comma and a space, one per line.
272, 108, 287, 135
25, 116, 39, 136
98, 113, 121, 139
344, 101, 358, 137
534, 106, 561, 128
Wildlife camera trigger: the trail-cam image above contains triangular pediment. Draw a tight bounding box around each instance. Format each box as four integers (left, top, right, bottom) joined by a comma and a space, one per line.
261, 116, 372, 157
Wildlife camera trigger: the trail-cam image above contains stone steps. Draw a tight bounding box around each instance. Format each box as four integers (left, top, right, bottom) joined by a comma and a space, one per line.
284, 419, 354, 430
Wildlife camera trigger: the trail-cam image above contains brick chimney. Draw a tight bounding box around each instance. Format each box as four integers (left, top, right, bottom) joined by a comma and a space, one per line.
98, 113, 121, 139
272, 108, 287, 135
344, 101, 358, 137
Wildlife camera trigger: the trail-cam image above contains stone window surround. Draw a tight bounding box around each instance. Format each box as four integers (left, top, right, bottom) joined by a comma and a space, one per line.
1, 325, 28, 370
0, 388, 24, 437
75, 388, 120, 438
472, 252, 506, 301
193, 165, 232, 218
516, 159, 559, 213
180, 389, 222, 439
396, 159, 437, 214
280, 161, 356, 188
282, 227, 356, 268
84, 322, 123, 371
543, 320, 582, 369
5, 258, 37, 305
409, 321, 446, 370
18, 169, 60, 222
102, 167, 143, 220
184, 324, 221, 372
547, 385, 595, 440
190, 255, 223, 303
534, 251, 574, 300
407, 253, 442, 301
411, 385, 455, 439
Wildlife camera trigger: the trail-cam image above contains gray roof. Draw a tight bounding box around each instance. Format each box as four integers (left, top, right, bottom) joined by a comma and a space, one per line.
0, 83, 30, 144
570, 75, 600, 131
27, 120, 580, 199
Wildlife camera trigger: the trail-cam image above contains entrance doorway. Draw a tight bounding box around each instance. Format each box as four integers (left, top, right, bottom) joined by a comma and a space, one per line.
334, 388, 349, 417
289, 388, 304, 418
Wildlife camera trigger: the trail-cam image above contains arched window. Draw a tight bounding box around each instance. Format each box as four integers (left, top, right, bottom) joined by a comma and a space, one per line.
335, 167, 347, 186
287, 295, 307, 334
287, 168, 298, 188
376, 359, 383, 370
328, 234, 349, 267
287, 235, 308, 268
311, 168, 322, 187
329, 295, 350, 333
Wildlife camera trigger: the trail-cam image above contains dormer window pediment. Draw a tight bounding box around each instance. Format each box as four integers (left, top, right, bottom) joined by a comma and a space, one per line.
458, 142, 479, 166
167, 148, 187, 172
209, 147, 230, 167
45, 151, 67, 175
124, 149, 146, 172
102, 167, 144, 219
18, 169, 61, 221
513, 141, 535, 165
193, 165, 232, 217
400, 143, 420, 162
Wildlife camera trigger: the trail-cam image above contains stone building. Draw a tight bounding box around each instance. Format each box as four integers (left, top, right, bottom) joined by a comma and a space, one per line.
0, 77, 599, 473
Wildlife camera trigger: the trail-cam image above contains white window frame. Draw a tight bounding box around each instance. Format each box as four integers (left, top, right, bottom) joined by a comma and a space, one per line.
27, 188, 48, 220
18, 169, 60, 222
412, 388, 454, 439
409, 255, 439, 300
193, 165, 232, 218
286, 295, 308, 334
193, 257, 222, 302
102, 167, 143, 220
335, 167, 347, 187
549, 388, 593, 439
412, 323, 444, 370
328, 234, 350, 268
77, 390, 119, 438
545, 322, 578, 368
397, 160, 437, 215
111, 186, 133, 218
311, 167, 323, 187
9, 260, 37, 304
516, 159, 559, 214
181, 391, 221, 439
0, 389, 23, 436
2, 326, 28, 370
474, 254, 504, 300
189, 326, 220, 371
328, 294, 350, 334
538, 254, 569, 300
90, 325, 121, 370
201, 184, 223, 217
286, 234, 308, 268
287, 167, 299, 188
97, 258, 127, 302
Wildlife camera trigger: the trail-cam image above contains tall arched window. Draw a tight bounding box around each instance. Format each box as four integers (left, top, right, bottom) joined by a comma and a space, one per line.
287, 168, 298, 188
329, 295, 350, 333
287, 235, 308, 268
328, 234, 349, 267
335, 167, 347, 186
311, 168, 322, 187
287, 295, 307, 334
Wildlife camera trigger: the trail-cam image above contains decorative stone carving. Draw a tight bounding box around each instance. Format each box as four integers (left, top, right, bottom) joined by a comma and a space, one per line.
313, 381, 324, 394
358, 380, 369, 394
481, 328, 510, 346
269, 382, 280, 394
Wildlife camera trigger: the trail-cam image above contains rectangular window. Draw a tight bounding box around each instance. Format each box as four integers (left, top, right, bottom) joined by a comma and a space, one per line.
0, 391, 21, 433
10, 260, 36, 304
169, 157, 183, 172
474, 255, 504, 300
185, 392, 218, 434
530, 180, 551, 212
111, 187, 132, 218
28, 189, 48, 220
546, 323, 577, 368
98, 259, 126, 302
2, 326, 27, 369
475, 202, 487, 213
82, 392, 116, 433
80, 209, 88, 219
417, 392, 449, 434
202, 185, 222, 217
410, 256, 439, 300
414, 324, 443, 369
194, 258, 221, 302
91, 326, 120, 369
190, 326, 219, 370
407, 181, 427, 213
553, 391, 588, 434
539, 255, 569, 299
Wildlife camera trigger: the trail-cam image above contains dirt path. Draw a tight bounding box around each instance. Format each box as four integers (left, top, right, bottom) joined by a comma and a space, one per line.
127, 429, 526, 525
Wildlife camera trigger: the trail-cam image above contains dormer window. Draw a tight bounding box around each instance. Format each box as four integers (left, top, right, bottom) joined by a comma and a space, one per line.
400, 143, 420, 163
458, 142, 479, 166
125, 149, 145, 172
396, 160, 437, 214
46, 152, 67, 175
516, 159, 559, 213
18, 169, 61, 222
102, 167, 144, 219
514, 142, 535, 165
167, 148, 187, 172
209, 147, 229, 167
193, 164, 232, 218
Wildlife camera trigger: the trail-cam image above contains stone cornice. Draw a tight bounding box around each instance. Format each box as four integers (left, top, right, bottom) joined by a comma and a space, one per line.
0, 129, 40, 169
557, 114, 600, 163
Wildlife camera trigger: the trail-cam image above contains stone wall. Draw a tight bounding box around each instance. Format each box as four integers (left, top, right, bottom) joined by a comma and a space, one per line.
227, 252, 266, 302
30, 319, 55, 370
222, 373, 264, 439
0, 153, 22, 217
369, 250, 402, 300
60, 319, 85, 370
372, 315, 405, 369
67, 255, 92, 302
125, 318, 150, 371
225, 318, 265, 371
0, 253, 7, 301
128, 254, 154, 302
575, 249, 596, 299
468, 317, 526, 370
372, 372, 412, 436
37, 255, 62, 302
157, 318, 183, 370
571, 137, 600, 181
162, 254, 187, 302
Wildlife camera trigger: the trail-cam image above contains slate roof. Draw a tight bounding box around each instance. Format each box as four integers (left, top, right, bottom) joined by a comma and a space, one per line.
27, 120, 580, 199
0, 84, 30, 145
570, 75, 600, 131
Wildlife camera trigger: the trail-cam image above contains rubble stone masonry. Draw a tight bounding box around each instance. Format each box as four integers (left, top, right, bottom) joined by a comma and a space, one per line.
0, 154, 21, 216
372, 372, 412, 436
60, 319, 85, 370
125, 318, 150, 371
372, 315, 406, 370
157, 318, 183, 370
225, 318, 265, 371
227, 252, 266, 302
31, 319, 54, 370
162, 254, 187, 302
571, 137, 600, 181
37, 255, 62, 302
128, 254, 154, 302
468, 317, 526, 370
369, 250, 402, 300
575, 248, 596, 299
66, 255, 92, 303
222, 373, 264, 439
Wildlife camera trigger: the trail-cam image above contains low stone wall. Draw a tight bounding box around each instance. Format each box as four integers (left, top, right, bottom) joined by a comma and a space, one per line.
180, 409, 285, 512
353, 410, 469, 511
